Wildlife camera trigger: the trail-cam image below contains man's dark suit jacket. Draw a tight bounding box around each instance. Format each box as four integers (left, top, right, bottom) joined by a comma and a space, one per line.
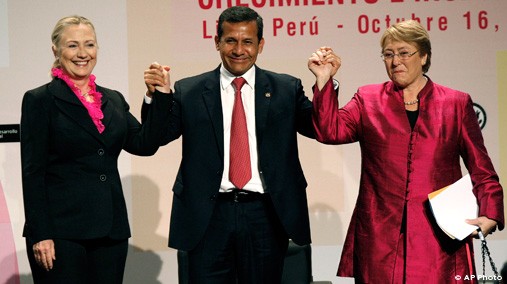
156, 65, 315, 251
21, 78, 171, 244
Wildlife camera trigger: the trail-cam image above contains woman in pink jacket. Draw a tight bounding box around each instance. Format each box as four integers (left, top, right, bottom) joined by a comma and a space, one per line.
309, 20, 504, 283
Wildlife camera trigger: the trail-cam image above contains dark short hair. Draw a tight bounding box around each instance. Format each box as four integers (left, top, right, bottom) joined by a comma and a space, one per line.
217, 6, 263, 42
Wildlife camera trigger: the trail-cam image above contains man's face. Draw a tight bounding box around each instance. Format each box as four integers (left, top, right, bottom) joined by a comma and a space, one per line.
215, 20, 264, 76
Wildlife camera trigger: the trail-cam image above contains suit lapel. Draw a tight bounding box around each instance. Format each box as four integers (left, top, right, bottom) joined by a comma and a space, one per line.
201, 68, 225, 161
254, 67, 271, 145
50, 79, 105, 144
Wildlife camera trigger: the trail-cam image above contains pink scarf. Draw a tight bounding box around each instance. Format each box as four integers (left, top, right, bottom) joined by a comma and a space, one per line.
52, 68, 105, 133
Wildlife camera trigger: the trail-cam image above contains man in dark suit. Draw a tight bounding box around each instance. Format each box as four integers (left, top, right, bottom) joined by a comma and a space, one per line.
144, 6, 334, 283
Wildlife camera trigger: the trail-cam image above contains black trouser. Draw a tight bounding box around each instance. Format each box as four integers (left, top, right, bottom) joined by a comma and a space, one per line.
26, 237, 128, 284
188, 191, 289, 284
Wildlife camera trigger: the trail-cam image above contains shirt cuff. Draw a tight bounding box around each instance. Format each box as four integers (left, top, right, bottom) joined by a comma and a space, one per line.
333, 79, 340, 90
144, 93, 153, 104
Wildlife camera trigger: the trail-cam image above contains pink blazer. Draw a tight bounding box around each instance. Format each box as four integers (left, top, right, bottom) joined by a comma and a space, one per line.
313, 78, 504, 283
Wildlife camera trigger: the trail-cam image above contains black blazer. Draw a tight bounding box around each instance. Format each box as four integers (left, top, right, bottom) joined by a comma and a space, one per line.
21, 78, 171, 243
156, 65, 315, 251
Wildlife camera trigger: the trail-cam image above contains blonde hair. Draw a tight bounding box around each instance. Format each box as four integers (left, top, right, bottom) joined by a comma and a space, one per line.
380, 20, 432, 73
51, 15, 97, 70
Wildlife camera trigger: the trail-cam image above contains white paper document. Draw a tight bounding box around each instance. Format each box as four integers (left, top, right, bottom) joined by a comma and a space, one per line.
428, 174, 478, 241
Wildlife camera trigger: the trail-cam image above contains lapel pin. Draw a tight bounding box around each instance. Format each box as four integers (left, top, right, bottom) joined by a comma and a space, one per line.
265, 92, 271, 98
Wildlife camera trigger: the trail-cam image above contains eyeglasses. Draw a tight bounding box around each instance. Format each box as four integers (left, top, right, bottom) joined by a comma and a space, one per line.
381, 50, 419, 61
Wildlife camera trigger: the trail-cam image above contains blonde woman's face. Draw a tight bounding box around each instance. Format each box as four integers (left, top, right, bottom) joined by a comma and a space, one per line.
54, 23, 97, 81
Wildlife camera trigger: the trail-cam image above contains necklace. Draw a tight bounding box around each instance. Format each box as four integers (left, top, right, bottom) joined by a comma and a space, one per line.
404, 99, 419, 105
403, 76, 426, 106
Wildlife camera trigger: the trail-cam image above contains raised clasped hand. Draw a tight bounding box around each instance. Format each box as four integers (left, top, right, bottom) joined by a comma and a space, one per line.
308, 46, 341, 78
144, 62, 171, 97
308, 46, 341, 90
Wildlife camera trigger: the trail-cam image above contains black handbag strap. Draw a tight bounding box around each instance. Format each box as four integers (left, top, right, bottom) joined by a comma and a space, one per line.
478, 231, 499, 283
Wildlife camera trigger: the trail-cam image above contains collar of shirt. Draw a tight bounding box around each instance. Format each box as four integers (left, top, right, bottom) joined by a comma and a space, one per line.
220, 65, 256, 91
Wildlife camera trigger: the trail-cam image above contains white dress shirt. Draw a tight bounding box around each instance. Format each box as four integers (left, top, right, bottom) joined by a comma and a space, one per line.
219, 66, 263, 193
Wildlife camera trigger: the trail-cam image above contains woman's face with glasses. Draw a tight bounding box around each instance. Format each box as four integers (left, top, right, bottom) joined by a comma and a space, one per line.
382, 40, 427, 89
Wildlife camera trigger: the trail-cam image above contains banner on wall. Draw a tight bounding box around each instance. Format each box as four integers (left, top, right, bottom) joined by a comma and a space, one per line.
0, 125, 20, 143
172, 2, 504, 49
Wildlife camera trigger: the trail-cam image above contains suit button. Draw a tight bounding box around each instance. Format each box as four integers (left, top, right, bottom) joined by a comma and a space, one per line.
99, 174, 107, 181
97, 149, 105, 156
